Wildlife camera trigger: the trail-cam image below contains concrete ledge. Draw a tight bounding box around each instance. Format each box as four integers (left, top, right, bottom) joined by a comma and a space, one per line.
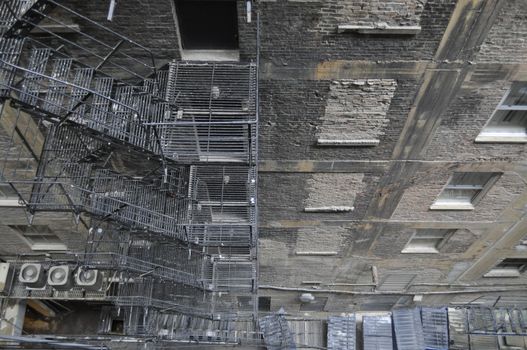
475, 134, 527, 143
337, 24, 421, 35
430, 203, 474, 211
304, 206, 354, 213
181, 50, 240, 62
295, 251, 338, 256
0, 199, 24, 207
484, 269, 520, 278
317, 139, 380, 147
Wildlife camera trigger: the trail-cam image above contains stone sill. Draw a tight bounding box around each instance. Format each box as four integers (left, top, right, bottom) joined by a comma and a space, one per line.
317, 139, 380, 147
484, 269, 520, 278
430, 202, 474, 211
401, 248, 439, 254
30, 244, 68, 251
304, 206, 354, 213
475, 134, 527, 143
0, 199, 24, 207
337, 24, 421, 35
181, 50, 240, 62
295, 251, 338, 256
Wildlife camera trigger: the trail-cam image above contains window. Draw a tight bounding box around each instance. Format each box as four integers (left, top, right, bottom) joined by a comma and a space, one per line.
484, 258, 527, 278
499, 335, 526, 349
476, 83, 527, 143
377, 273, 416, 291
402, 229, 454, 254
0, 177, 22, 207
9, 225, 67, 251
175, 0, 239, 61
258, 296, 271, 312
430, 172, 500, 210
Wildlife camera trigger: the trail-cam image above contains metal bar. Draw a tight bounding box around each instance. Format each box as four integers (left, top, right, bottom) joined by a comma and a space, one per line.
30, 9, 152, 71
46, 0, 155, 61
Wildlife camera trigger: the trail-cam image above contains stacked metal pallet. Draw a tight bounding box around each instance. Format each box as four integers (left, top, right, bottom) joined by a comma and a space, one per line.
327, 315, 356, 350
363, 315, 393, 350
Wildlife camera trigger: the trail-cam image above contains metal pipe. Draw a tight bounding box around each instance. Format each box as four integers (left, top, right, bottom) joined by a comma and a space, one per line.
259, 285, 527, 296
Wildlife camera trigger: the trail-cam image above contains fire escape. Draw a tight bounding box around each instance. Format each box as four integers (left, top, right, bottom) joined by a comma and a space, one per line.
0, 0, 258, 345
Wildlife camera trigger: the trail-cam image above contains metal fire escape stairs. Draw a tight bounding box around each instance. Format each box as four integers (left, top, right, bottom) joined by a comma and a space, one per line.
0, 0, 259, 345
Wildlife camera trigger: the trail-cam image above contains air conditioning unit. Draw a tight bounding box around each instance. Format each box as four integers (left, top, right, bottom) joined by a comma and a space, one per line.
0, 263, 12, 294
47, 265, 73, 291
19, 263, 46, 288
75, 267, 103, 291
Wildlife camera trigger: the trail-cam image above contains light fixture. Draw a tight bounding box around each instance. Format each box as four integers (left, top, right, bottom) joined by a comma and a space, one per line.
107, 0, 117, 21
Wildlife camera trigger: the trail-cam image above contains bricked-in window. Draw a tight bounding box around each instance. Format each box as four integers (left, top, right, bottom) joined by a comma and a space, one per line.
430, 172, 500, 210
175, 0, 239, 60
477, 83, 527, 143
9, 225, 67, 251
484, 258, 527, 278
402, 229, 454, 254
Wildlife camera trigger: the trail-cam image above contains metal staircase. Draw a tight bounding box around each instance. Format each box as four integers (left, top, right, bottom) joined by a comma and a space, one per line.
0, 0, 259, 345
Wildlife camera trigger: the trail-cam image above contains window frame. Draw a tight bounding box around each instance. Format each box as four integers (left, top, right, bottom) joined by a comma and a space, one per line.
484, 258, 527, 278
401, 229, 455, 254
430, 172, 501, 211
476, 83, 527, 143
9, 225, 67, 251
0, 179, 23, 207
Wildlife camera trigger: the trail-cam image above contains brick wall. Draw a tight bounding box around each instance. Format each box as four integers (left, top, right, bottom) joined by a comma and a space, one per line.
476, 0, 527, 64
317, 79, 397, 143
257, 0, 456, 64
391, 168, 525, 222
317, 0, 428, 34
259, 78, 417, 161
305, 173, 366, 209
423, 80, 527, 161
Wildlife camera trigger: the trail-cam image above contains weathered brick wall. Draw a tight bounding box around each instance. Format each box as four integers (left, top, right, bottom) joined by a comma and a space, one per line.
257, 0, 456, 64
391, 168, 525, 222
476, 0, 527, 64
0, 209, 87, 256
294, 227, 348, 253
258, 172, 381, 225
259, 78, 416, 161
317, 79, 397, 142
305, 173, 366, 209
423, 80, 527, 161
370, 225, 480, 258
45, 0, 257, 79
317, 0, 428, 34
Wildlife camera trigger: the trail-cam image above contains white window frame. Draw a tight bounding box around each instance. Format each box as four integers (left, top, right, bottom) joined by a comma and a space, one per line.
401, 229, 454, 254
10, 225, 67, 251
0, 181, 23, 207
476, 83, 527, 143
430, 172, 500, 211
484, 258, 527, 278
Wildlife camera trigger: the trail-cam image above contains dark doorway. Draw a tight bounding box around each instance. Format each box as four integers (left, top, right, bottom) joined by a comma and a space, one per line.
175, 0, 239, 50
